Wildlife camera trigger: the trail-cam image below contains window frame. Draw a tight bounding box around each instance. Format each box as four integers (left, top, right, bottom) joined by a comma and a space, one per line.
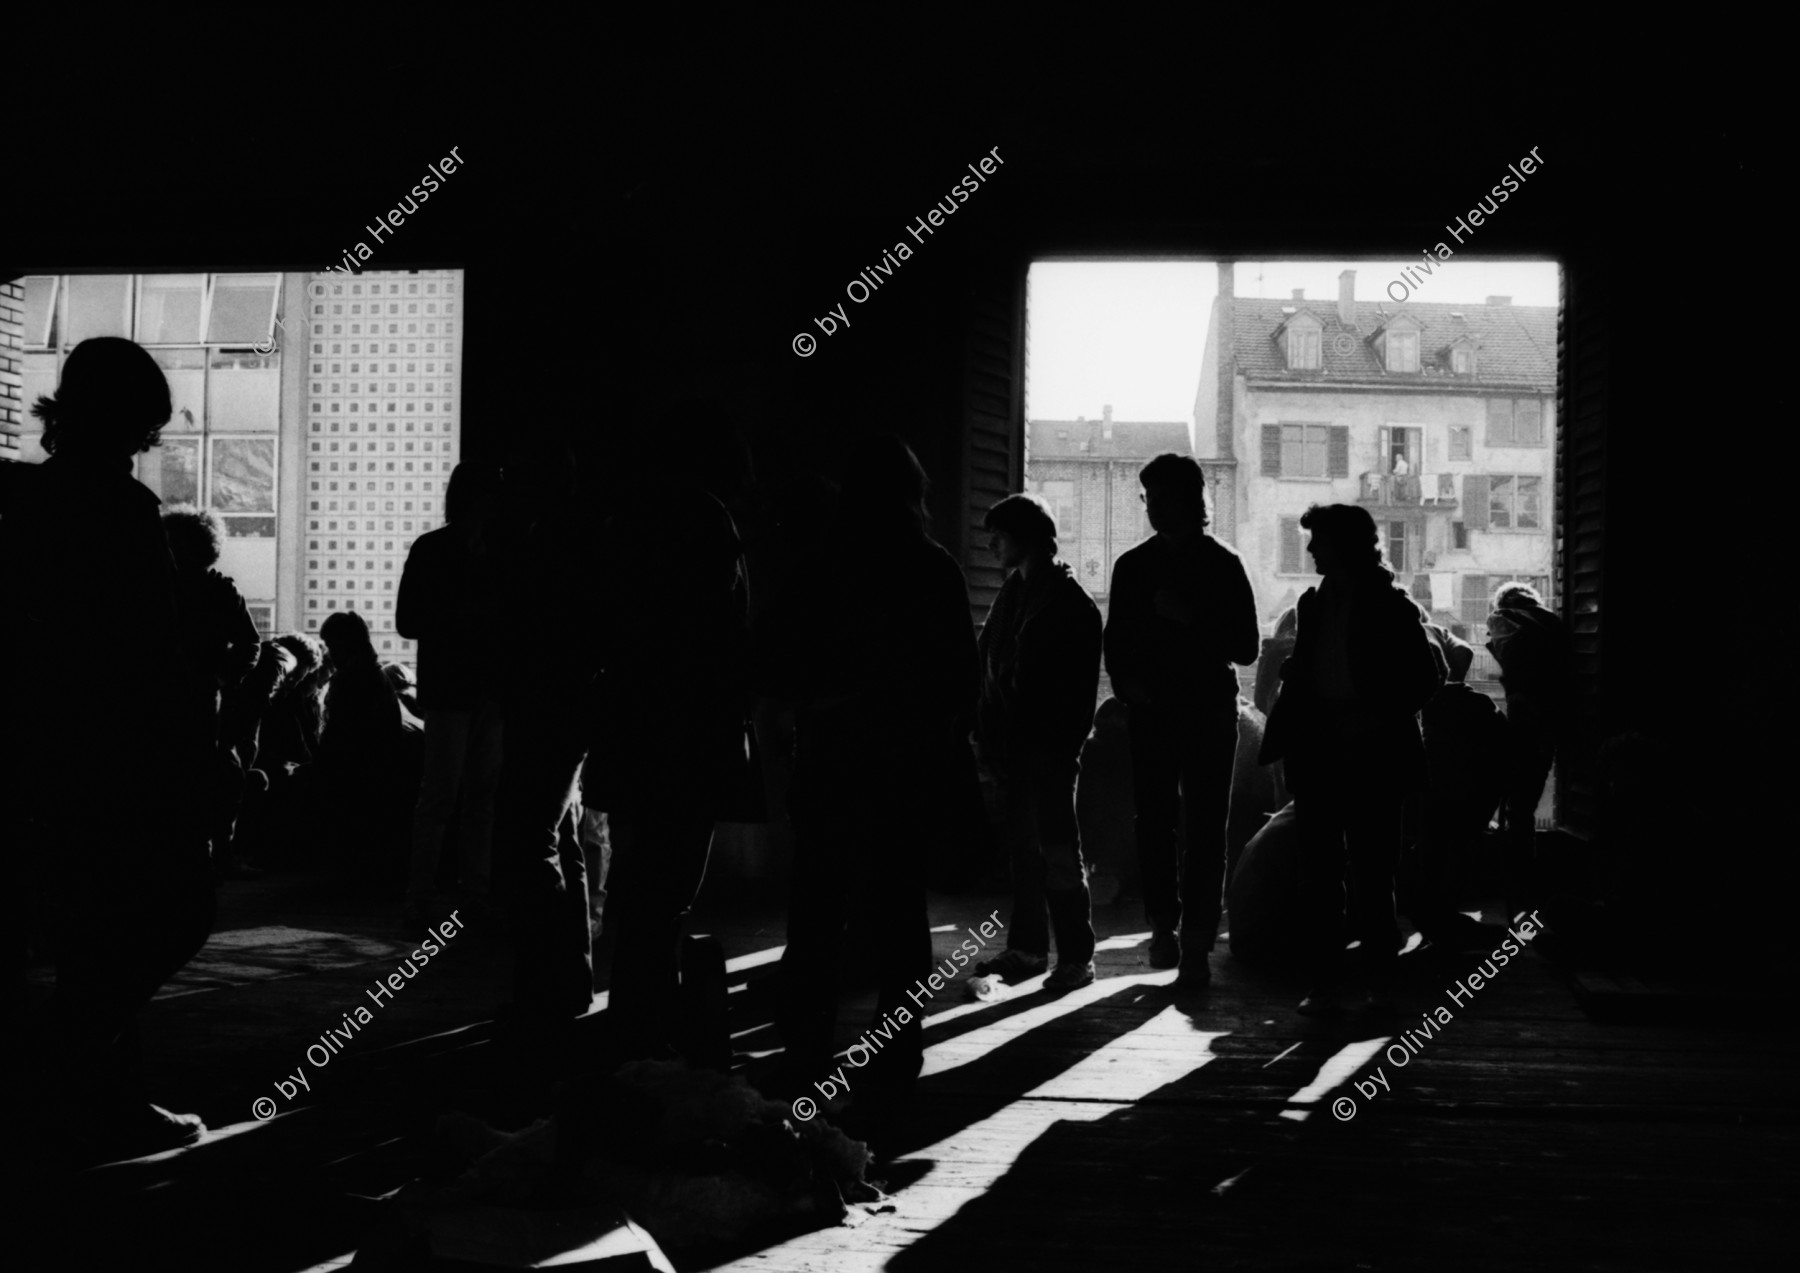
1485, 472, 1545, 532
1386, 328, 1419, 372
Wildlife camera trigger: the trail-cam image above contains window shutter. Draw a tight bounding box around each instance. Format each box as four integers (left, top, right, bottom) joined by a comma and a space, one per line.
1486, 397, 1514, 447
1261, 424, 1282, 477
1516, 398, 1543, 445
1463, 475, 1490, 530
961, 265, 1024, 628
1328, 425, 1349, 478
1279, 518, 1301, 574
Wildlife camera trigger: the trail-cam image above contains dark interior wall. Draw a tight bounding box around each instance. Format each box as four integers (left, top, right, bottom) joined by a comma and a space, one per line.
4, 29, 1777, 855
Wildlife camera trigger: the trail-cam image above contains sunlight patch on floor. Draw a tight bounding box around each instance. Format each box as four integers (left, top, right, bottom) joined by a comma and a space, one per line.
919, 969, 1178, 1071
712, 1009, 1228, 1270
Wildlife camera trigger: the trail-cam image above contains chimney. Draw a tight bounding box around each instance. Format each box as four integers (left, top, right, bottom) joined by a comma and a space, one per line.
1338, 269, 1356, 328
1216, 261, 1236, 461
1102, 403, 1113, 442
1486, 295, 1512, 306
1292, 288, 1305, 301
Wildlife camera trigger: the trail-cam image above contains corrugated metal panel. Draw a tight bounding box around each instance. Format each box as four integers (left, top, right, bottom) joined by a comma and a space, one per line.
1557, 262, 1604, 834
962, 271, 1024, 627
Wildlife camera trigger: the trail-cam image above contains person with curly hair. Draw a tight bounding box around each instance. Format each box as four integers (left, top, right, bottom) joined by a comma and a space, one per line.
162, 503, 261, 879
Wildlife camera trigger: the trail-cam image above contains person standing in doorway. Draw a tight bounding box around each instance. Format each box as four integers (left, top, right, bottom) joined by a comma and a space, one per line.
397, 462, 505, 929
1103, 453, 1260, 988
1485, 581, 1569, 922
972, 493, 1102, 991
1258, 503, 1445, 1013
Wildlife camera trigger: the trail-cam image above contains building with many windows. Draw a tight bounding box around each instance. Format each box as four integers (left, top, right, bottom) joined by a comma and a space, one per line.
1024, 406, 1189, 613
1194, 264, 1555, 661
7, 270, 463, 660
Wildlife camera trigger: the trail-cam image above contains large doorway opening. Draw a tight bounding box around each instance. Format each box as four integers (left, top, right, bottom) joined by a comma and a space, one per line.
1020, 257, 1561, 821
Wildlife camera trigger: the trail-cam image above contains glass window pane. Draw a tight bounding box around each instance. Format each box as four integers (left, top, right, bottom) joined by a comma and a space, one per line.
222, 515, 277, 539
1489, 474, 1513, 529
210, 437, 276, 515
137, 274, 207, 344
205, 274, 280, 344
66, 275, 132, 344
23, 352, 59, 418
23, 277, 58, 347
207, 349, 280, 430
140, 436, 201, 506
1518, 476, 1542, 529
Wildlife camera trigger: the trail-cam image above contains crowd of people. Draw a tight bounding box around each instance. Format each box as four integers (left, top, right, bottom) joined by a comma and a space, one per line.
3, 336, 1572, 1164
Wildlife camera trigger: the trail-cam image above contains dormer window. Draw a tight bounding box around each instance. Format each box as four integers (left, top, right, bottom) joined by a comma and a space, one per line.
1282, 313, 1323, 370
1449, 336, 1477, 376
1387, 329, 1419, 372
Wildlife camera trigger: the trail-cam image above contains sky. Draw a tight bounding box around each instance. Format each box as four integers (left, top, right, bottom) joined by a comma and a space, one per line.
1026, 259, 1561, 443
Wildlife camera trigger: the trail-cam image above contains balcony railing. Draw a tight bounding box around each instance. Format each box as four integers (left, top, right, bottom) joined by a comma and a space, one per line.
1358, 473, 1458, 507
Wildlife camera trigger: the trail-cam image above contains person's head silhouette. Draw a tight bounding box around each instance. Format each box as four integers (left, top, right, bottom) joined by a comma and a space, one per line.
30, 337, 173, 463
1300, 503, 1384, 578
320, 610, 377, 671
840, 432, 930, 534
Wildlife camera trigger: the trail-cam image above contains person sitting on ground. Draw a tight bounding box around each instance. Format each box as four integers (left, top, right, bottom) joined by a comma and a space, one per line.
1402, 624, 1509, 949
971, 493, 1102, 992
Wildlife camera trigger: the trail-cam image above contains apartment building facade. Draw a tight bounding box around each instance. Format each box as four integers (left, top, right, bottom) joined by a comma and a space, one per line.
1023, 407, 1190, 611
1194, 265, 1555, 654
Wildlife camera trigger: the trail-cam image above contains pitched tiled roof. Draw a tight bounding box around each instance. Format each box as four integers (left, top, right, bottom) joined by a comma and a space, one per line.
1230, 296, 1556, 387
1028, 419, 1192, 458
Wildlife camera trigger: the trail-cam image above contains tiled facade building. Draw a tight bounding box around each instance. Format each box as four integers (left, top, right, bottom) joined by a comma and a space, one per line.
1195, 264, 1555, 657
11, 270, 463, 659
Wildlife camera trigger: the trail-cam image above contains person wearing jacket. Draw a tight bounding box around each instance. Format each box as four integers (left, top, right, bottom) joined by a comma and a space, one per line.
972, 494, 1103, 991
776, 433, 978, 1137
1258, 503, 1446, 1013
397, 461, 506, 927
162, 504, 262, 881
1486, 581, 1569, 920
3, 338, 214, 1163
1103, 453, 1260, 988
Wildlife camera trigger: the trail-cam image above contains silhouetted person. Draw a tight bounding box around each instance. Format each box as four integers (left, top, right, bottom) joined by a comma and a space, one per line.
163, 504, 261, 880
317, 610, 406, 885
489, 444, 597, 1067
397, 462, 505, 925
1258, 503, 1445, 1014
1103, 453, 1259, 987
972, 493, 1101, 990
776, 434, 978, 1131
2, 337, 214, 1161
220, 638, 299, 867
1486, 581, 1569, 920
1404, 625, 1508, 948
587, 412, 756, 1062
